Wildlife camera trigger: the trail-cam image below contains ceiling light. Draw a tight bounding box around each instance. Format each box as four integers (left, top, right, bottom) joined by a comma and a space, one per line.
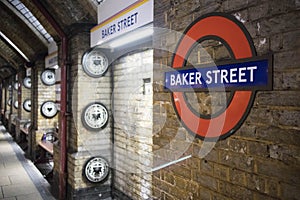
0, 31, 30, 62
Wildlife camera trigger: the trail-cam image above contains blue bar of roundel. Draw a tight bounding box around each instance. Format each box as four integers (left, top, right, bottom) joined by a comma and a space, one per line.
164, 59, 269, 90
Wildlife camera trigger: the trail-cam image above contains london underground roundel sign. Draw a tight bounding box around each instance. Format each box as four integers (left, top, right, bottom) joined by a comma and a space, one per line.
170, 13, 272, 140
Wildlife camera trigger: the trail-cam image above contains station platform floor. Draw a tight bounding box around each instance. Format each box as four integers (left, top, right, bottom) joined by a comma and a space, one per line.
0, 122, 56, 200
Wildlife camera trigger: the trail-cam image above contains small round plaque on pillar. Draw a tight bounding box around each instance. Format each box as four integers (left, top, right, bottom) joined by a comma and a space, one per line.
14, 100, 18, 109
7, 98, 12, 106
41, 101, 58, 118
81, 102, 109, 131
23, 99, 31, 112
83, 156, 109, 183
41, 70, 56, 86
82, 49, 109, 78
13, 82, 18, 90
23, 77, 31, 89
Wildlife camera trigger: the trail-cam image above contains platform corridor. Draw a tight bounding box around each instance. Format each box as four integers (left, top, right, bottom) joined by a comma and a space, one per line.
0, 122, 55, 200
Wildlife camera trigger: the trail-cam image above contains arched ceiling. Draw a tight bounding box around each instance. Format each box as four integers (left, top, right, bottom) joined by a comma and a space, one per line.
0, 0, 98, 81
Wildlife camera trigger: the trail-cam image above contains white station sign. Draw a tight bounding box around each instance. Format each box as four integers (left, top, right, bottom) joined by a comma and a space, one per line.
45, 51, 58, 69
91, 0, 153, 47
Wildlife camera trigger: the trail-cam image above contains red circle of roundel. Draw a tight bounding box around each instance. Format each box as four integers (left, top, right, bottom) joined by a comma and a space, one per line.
171, 13, 256, 140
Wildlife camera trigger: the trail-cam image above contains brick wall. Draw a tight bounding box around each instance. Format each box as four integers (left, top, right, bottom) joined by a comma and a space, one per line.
153, 0, 300, 199
113, 49, 153, 200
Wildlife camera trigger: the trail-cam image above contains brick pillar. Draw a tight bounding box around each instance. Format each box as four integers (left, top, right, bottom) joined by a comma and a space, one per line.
3, 81, 9, 126
7, 78, 14, 134
51, 24, 113, 199
0, 83, 4, 120
29, 59, 58, 160
15, 69, 31, 148
15, 71, 22, 142
11, 76, 18, 134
